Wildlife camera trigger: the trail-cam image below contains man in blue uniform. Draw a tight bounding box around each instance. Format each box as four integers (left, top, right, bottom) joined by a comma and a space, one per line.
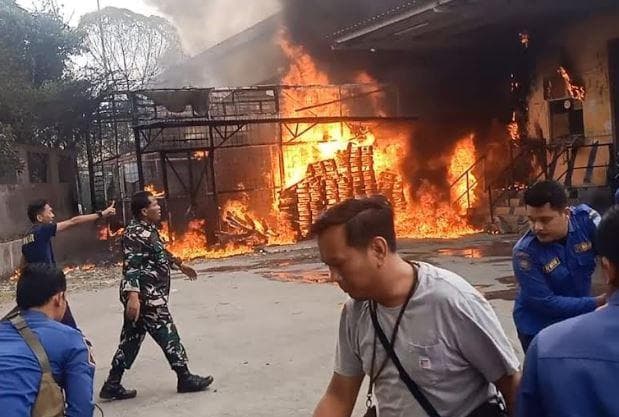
22, 199, 116, 265
512, 180, 606, 352
0, 263, 95, 417
18, 198, 116, 328
517, 205, 619, 417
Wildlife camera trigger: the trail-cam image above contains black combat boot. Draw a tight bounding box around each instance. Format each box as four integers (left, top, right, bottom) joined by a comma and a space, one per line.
99, 368, 138, 400
174, 366, 214, 393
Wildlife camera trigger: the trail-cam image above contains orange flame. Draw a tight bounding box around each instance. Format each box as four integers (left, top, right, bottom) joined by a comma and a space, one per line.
81, 263, 96, 272
278, 29, 380, 188
62, 265, 78, 275
395, 185, 479, 238
9, 269, 21, 282
448, 134, 479, 214
507, 111, 519, 142
145, 184, 165, 198
98, 225, 125, 241
558, 66, 585, 101
193, 151, 208, 160
519, 32, 529, 49
141, 31, 481, 262
161, 218, 259, 261
275, 30, 479, 239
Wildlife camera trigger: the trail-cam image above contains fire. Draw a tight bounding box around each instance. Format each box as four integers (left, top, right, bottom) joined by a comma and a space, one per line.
98, 225, 125, 241
62, 265, 78, 275
81, 263, 96, 272
395, 182, 479, 238
519, 32, 529, 48
275, 30, 479, 239
61, 264, 96, 275
164, 219, 208, 260
139, 31, 481, 263
448, 134, 479, 214
160, 218, 259, 261
507, 111, 519, 142
558, 66, 585, 101
278, 29, 374, 188
193, 150, 208, 160
145, 184, 165, 198
9, 269, 21, 282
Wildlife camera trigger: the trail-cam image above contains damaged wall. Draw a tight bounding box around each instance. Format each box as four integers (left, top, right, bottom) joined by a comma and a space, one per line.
0, 145, 87, 277
527, 12, 619, 143
526, 12, 619, 189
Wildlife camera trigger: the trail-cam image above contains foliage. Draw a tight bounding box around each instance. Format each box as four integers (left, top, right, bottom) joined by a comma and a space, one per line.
0, 124, 23, 177
0, 0, 93, 149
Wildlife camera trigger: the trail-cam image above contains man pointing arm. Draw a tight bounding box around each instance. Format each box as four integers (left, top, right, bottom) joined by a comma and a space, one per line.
19, 199, 116, 329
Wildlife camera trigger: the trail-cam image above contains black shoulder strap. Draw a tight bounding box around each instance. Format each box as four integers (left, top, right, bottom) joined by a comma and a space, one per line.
9, 314, 53, 373
370, 307, 442, 417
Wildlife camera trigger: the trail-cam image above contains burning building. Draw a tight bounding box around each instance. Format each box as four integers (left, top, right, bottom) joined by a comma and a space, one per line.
127, 33, 482, 259
89, 0, 619, 261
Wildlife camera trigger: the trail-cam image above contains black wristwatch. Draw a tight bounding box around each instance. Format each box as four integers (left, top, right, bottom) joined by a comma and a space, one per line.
96, 210, 103, 218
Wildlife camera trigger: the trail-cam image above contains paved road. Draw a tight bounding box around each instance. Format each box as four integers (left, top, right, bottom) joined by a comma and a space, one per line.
2, 234, 550, 417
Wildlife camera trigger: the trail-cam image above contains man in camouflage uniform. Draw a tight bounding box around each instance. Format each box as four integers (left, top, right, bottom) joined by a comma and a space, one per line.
99, 191, 213, 400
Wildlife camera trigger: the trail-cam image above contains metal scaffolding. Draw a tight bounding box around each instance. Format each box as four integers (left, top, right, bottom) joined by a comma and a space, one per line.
93, 83, 416, 239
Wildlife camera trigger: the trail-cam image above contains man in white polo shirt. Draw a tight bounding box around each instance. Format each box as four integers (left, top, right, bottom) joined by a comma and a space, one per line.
311, 196, 520, 417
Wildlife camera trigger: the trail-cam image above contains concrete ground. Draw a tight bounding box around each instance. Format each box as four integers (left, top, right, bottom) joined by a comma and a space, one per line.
1, 233, 599, 417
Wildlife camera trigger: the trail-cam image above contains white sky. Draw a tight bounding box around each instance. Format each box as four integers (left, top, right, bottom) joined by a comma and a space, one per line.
16, 0, 163, 25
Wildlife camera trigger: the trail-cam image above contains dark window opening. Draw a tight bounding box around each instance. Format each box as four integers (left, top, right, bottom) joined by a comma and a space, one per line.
549, 99, 584, 143
58, 155, 74, 183
28, 152, 49, 183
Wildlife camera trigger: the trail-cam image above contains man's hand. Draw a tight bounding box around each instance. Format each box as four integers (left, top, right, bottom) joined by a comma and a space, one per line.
595, 293, 607, 307
125, 292, 141, 322
101, 201, 116, 218
495, 372, 521, 417
180, 264, 198, 280
313, 372, 363, 417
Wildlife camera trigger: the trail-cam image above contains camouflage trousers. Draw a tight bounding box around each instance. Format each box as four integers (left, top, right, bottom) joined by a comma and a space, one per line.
110, 305, 188, 370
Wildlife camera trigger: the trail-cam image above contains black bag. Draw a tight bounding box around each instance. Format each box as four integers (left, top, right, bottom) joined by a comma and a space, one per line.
369, 304, 507, 417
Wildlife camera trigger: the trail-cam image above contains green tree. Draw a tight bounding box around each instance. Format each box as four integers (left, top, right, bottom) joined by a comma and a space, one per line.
0, 1, 90, 138
0, 0, 99, 171
0, 124, 22, 178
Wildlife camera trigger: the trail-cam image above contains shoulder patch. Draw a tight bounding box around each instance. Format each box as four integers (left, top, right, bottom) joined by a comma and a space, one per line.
574, 240, 593, 253
22, 233, 35, 245
139, 229, 151, 239
543, 257, 561, 273
83, 337, 96, 367
589, 210, 601, 227
515, 251, 532, 271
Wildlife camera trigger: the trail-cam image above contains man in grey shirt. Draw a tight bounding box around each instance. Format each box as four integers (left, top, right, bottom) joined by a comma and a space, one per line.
311, 196, 521, 417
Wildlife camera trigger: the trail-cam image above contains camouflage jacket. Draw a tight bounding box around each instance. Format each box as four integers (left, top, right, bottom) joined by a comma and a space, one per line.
120, 219, 174, 306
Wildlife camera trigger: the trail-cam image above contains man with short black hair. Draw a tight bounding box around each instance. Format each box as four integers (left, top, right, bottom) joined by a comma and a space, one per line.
22, 198, 116, 265
512, 180, 605, 352
0, 263, 95, 417
517, 205, 619, 416
100, 190, 213, 400
19, 199, 116, 328
312, 196, 520, 417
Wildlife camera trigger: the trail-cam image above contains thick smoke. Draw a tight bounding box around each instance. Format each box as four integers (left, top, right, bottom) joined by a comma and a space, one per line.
145, 0, 282, 54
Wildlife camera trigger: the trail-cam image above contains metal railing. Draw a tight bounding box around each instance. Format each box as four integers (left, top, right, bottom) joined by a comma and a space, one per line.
553, 142, 615, 186
487, 141, 615, 223
449, 155, 487, 211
